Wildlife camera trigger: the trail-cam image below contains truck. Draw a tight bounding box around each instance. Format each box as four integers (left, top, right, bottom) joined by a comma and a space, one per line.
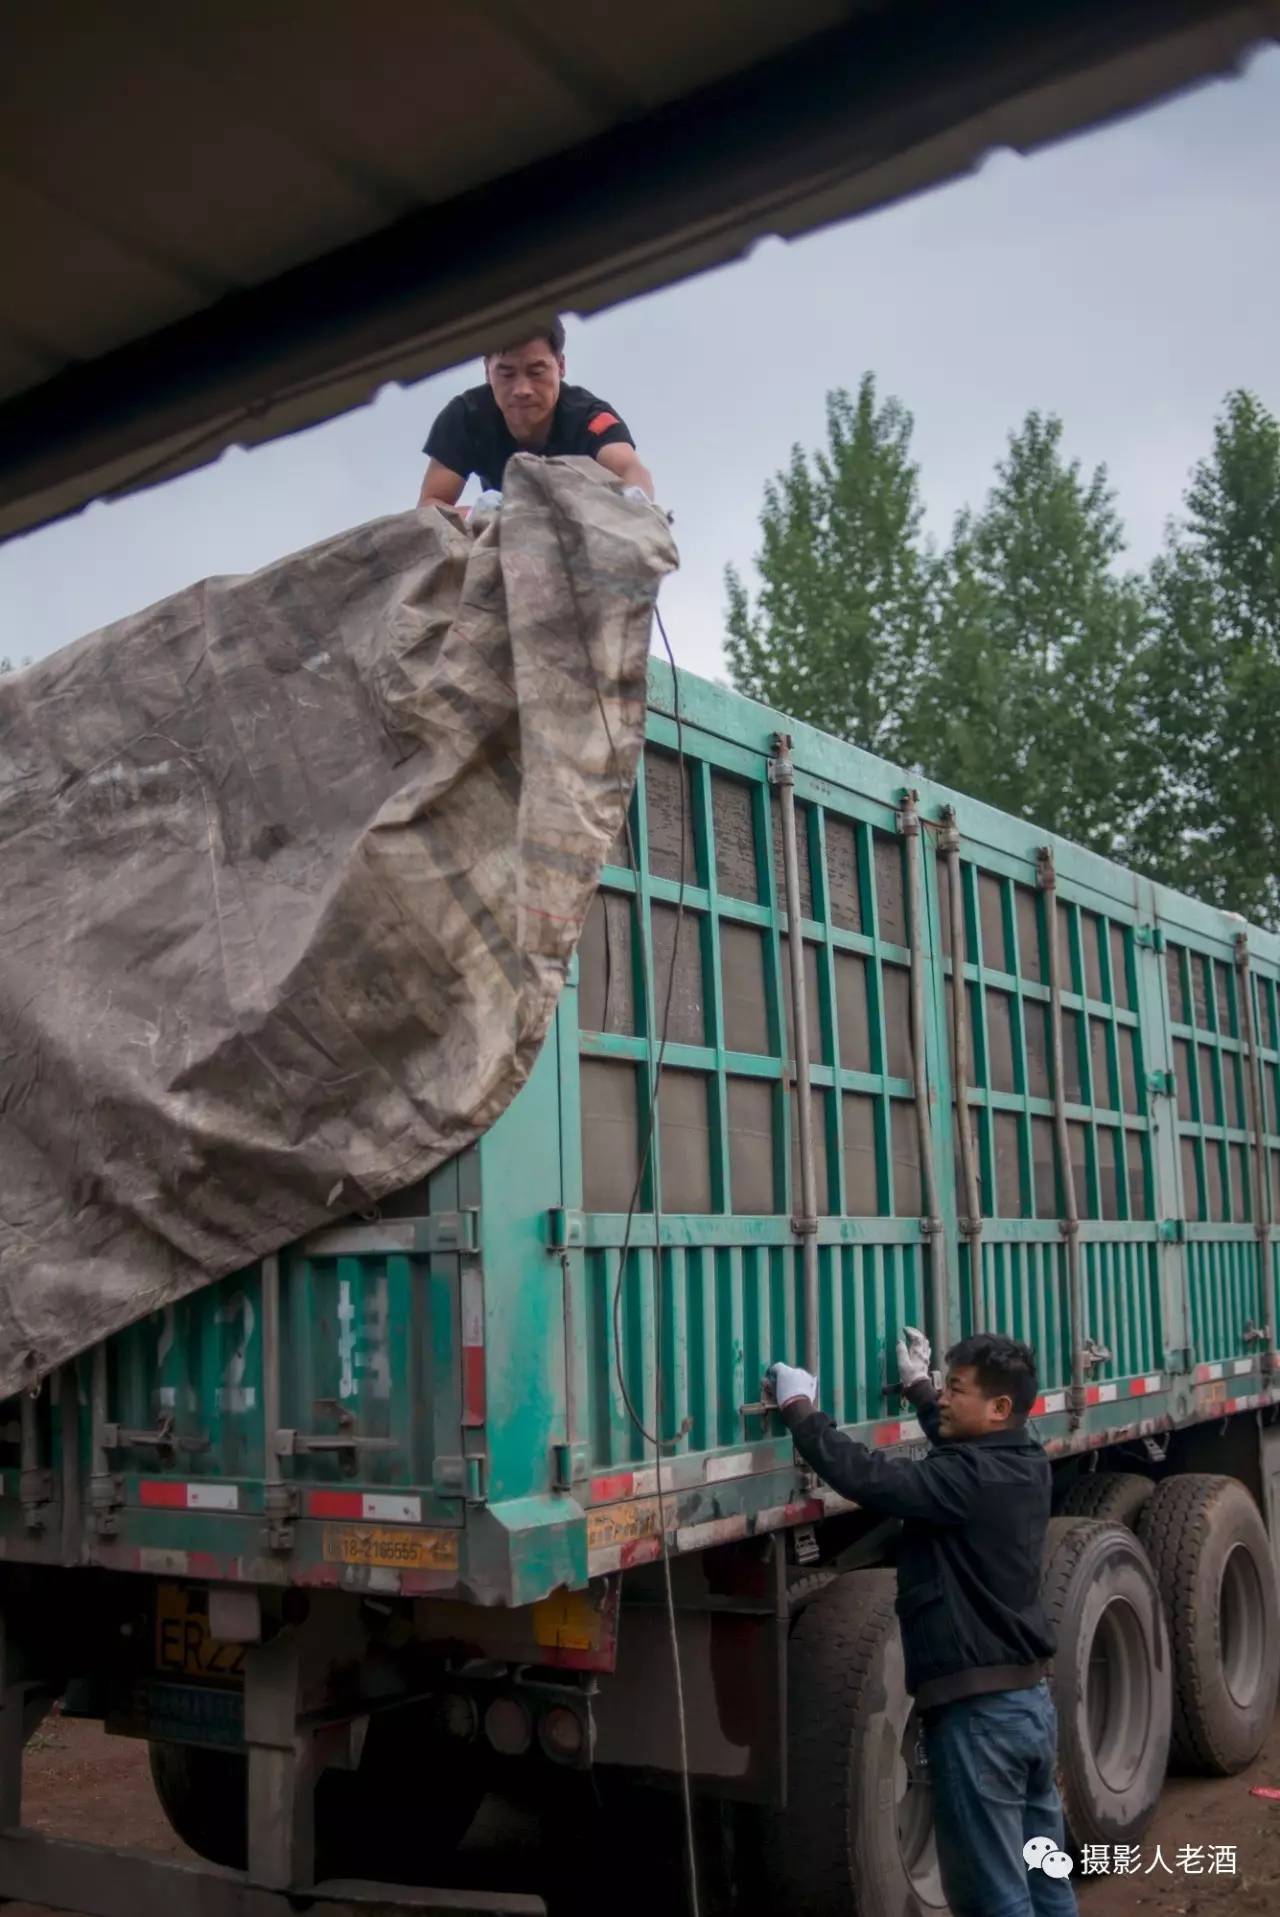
2, 652, 1278, 1917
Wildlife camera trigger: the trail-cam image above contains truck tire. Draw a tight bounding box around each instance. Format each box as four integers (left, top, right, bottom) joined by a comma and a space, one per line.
149, 1741, 246, 1869
1060, 1470, 1154, 1529
786, 1568, 837, 1612
760, 1568, 949, 1917
1135, 1473, 1280, 1775
149, 1707, 487, 1880
1041, 1518, 1171, 1849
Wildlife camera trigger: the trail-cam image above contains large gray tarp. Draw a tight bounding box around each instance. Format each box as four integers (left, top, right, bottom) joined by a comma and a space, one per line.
0, 456, 677, 1399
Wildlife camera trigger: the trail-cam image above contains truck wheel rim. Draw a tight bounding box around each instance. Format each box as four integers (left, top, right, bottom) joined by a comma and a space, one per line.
1220, 1542, 1265, 1710
895, 1705, 946, 1908
1087, 1595, 1151, 1793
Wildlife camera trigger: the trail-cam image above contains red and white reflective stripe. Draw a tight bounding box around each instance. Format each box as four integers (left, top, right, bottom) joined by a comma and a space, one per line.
1031, 1390, 1068, 1416
1195, 1362, 1225, 1382
873, 1419, 923, 1447
1086, 1383, 1119, 1405
1232, 1358, 1254, 1376
586, 1465, 663, 1503
461, 1266, 485, 1428
305, 1491, 421, 1522
590, 1471, 637, 1503
1128, 1374, 1164, 1396
140, 1480, 239, 1512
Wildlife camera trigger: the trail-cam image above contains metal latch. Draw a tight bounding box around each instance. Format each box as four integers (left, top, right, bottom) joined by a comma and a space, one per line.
547, 1208, 585, 1250
275, 1404, 396, 1478
88, 1472, 124, 1538
1134, 924, 1166, 953
264, 1481, 299, 1553
1147, 1069, 1176, 1097
427, 1209, 480, 1255
100, 1414, 211, 1458
434, 1454, 486, 1501
741, 1398, 777, 1427
553, 1442, 588, 1490
19, 1467, 54, 1532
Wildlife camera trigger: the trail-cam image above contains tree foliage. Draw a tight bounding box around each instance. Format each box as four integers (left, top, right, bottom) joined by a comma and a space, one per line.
724, 376, 932, 763
726, 378, 1280, 925
913, 413, 1147, 859
1131, 390, 1280, 921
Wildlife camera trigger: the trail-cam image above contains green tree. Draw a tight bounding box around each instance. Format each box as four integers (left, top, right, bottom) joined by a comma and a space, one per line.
1132, 389, 1280, 922
724, 376, 934, 761
915, 413, 1147, 858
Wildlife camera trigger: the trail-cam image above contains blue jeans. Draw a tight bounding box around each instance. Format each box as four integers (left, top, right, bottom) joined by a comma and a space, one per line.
923, 1682, 1078, 1917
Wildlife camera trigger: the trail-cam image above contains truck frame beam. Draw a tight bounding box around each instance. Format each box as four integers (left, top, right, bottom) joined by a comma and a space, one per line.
0, 1833, 545, 1917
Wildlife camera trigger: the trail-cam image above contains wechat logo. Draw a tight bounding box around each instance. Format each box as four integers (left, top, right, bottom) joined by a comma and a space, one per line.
1024, 1836, 1074, 1879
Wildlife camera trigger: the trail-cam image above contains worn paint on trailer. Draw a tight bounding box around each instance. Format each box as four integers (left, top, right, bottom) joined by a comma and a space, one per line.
4, 658, 1280, 1605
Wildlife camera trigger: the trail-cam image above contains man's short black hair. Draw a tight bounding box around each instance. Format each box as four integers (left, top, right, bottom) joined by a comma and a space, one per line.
485, 317, 565, 359
945, 1333, 1038, 1419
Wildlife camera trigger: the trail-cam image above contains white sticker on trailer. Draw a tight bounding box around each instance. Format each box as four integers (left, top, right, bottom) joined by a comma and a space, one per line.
461, 1267, 485, 1348
186, 1483, 239, 1511
1233, 1359, 1253, 1376
361, 1494, 420, 1522
358, 1567, 402, 1594
705, 1452, 754, 1483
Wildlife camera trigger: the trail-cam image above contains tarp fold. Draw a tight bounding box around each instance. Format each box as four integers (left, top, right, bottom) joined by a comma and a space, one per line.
0, 455, 676, 1397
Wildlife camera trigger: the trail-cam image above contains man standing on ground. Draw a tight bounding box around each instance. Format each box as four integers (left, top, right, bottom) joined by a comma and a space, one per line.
766, 1331, 1077, 1917
418, 317, 654, 507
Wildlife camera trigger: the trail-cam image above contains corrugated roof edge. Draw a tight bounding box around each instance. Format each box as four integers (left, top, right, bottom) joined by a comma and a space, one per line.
1, 0, 1276, 544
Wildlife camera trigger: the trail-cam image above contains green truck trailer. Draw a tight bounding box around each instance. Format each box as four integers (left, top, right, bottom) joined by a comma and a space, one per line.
2, 657, 1279, 1916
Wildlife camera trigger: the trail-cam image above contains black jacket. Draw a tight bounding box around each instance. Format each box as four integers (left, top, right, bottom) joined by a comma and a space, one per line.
782, 1384, 1055, 1710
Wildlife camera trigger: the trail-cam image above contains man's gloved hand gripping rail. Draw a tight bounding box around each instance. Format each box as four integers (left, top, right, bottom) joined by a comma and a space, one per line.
764, 1329, 979, 1524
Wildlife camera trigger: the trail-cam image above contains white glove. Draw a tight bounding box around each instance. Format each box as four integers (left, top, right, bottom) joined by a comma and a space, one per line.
766, 1361, 818, 1409
622, 484, 670, 521
896, 1326, 932, 1390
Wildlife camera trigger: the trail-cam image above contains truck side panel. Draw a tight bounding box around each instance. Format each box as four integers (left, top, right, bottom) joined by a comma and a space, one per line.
4, 662, 1280, 1598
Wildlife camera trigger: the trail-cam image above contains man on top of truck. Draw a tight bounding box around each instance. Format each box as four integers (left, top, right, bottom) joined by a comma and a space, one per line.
417, 316, 655, 507
767, 1330, 1076, 1917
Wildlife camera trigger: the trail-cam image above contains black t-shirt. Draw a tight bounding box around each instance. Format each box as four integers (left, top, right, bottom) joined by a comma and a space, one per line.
423, 383, 634, 492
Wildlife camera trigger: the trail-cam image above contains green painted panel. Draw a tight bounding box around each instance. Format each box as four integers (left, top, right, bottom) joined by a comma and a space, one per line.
7, 655, 1280, 1597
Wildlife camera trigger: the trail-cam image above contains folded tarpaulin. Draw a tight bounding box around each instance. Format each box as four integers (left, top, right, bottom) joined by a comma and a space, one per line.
0, 455, 677, 1399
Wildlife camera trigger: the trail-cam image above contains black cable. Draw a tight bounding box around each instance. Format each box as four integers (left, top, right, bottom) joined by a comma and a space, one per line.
647, 605, 700, 1917
518, 491, 699, 1915
602, 600, 698, 1917
609, 605, 689, 1441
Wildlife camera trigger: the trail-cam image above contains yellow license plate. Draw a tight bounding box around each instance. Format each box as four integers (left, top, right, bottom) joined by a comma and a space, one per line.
321, 1525, 459, 1571
155, 1583, 245, 1681
586, 1498, 660, 1552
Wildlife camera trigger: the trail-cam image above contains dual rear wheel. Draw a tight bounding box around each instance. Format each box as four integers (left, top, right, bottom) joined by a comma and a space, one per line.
757, 1472, 1279, 1916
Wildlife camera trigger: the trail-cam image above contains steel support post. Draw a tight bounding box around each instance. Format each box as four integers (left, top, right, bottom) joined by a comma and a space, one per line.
243, 1632, 317, 1892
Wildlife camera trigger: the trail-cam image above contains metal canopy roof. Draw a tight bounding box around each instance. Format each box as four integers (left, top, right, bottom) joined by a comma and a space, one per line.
3, 0, 1277, 543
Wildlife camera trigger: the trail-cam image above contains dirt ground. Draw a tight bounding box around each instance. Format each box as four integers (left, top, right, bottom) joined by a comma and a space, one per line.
8, 1706, 1280, 1915
1076, 1711, 1280, 1917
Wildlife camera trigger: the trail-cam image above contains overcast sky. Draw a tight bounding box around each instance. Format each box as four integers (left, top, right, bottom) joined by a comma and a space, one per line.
3, 47, 1279, 683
